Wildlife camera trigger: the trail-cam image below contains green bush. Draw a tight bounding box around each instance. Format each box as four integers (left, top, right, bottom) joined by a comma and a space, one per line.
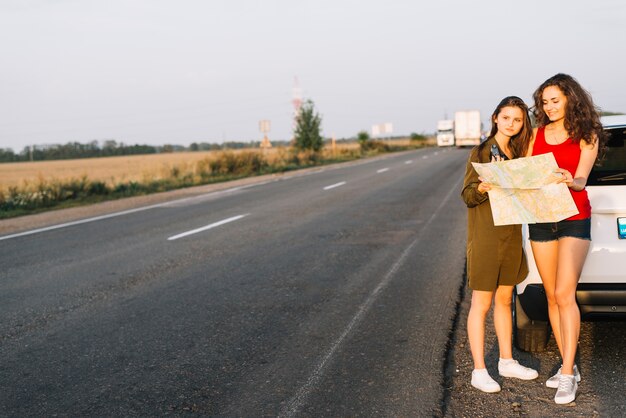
294, 100, 323, 152
89, 181, 109, 195
360, 140, 391, 154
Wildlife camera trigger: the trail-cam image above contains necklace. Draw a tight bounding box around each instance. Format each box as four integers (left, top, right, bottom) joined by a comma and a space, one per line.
547, 127, 568, 144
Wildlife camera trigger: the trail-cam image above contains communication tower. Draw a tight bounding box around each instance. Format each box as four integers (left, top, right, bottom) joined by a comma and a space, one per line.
292, 76, 302, 134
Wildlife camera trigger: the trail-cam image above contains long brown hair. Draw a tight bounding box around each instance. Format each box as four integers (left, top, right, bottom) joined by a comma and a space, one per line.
481, 96, 532, 158
532, 73, 606, 147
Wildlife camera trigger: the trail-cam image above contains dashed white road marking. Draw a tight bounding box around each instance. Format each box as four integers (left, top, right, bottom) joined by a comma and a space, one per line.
376, 168, 389, 173
167, 214, 249, 241
405, 160, 413, 164
323, 182, 346, 190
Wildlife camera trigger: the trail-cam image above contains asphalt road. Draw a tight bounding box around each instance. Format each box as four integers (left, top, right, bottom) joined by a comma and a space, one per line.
0, 148, 470, 416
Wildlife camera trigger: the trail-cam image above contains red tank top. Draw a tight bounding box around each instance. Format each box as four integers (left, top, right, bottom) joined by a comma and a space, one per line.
532, 127, 591, 220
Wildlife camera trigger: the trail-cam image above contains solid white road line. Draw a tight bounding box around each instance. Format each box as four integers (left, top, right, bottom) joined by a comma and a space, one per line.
376, 168, 389, 173
0, 185, 256, 242
167, 214, 249, 241
278, 176, 464, 418
0, 204, 166, 242
323, 182, 346, 190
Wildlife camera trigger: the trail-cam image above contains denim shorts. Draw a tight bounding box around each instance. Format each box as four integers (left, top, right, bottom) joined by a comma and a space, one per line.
528, 218, 591, 242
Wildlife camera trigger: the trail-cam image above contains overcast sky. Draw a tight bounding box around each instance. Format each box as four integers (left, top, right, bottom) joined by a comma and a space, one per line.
1, 0, 624, 151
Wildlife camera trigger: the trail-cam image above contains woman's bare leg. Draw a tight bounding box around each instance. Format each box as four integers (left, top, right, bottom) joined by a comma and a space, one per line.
493, 285, 514, 359
468, 290, 494, 369
555, 237, 590, 375
530, 240, 562, 357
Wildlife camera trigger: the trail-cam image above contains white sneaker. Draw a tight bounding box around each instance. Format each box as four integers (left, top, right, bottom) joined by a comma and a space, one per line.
471, 369, 501, 393
546, 364, 581, 388
554, 374, 577, 404
498, 358, 539, 380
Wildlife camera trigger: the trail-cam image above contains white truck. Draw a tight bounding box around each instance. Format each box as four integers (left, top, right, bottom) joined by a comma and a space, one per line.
436, 119, 455, 147
454, 110, 482, 147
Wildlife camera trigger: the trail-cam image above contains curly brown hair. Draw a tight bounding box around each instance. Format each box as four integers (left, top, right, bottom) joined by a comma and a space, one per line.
532, 73, 606, 147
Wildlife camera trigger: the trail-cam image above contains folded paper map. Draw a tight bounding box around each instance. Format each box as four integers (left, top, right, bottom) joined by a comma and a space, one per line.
471, 153, 579, 226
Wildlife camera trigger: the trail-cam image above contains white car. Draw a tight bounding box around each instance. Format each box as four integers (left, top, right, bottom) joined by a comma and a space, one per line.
515, 115, 626, 352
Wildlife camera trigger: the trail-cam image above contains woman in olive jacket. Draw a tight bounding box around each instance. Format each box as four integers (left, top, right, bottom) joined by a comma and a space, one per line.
461, 96, 536, 393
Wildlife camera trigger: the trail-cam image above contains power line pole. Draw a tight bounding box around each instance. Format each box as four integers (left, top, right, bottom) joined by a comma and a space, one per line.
259, 120, 271, 151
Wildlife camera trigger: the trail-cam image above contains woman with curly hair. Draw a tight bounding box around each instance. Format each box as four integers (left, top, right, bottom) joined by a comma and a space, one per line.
528, 73, 606, 404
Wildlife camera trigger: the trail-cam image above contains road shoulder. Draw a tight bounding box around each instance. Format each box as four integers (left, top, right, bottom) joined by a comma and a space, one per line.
443, 273, 604, 417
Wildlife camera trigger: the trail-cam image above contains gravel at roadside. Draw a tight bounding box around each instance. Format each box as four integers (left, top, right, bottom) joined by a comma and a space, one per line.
443, 276, 625, 417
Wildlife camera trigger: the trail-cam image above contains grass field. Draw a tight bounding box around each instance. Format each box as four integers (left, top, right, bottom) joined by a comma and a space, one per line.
0, 141, 391, 192
0, 145, 346, 192
1, 151, 208, 191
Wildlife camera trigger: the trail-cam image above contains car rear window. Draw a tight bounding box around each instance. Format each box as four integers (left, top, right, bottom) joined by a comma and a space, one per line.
588, 125, 626, 186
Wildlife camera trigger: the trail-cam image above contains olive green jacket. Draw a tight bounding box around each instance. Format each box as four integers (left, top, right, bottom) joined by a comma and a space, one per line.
461, 138, 528, 290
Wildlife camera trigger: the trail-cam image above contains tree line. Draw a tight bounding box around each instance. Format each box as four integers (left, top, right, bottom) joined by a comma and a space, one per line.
0, 139, 290, 163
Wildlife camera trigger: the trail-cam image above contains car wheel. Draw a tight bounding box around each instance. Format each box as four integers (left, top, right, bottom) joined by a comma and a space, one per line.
513, 293, 551, 352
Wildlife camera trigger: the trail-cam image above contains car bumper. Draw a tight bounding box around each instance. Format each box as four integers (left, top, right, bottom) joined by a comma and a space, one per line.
517, 283, 626, 321
577, 284, 626, 317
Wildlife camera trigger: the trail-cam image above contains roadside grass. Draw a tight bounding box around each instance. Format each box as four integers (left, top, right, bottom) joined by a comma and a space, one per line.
0, 139, 433, 219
